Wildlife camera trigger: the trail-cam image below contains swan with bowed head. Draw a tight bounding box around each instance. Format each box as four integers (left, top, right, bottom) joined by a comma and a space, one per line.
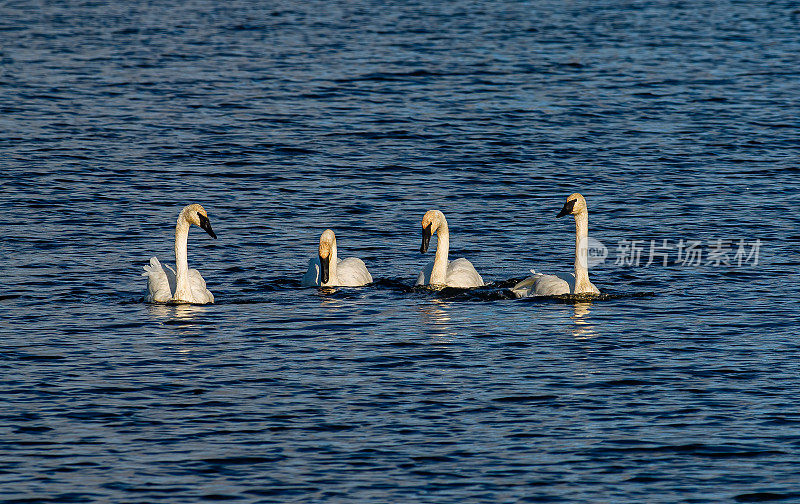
416, 209, 484, 289
302, 229, 373, 287
142, 204, 217, 304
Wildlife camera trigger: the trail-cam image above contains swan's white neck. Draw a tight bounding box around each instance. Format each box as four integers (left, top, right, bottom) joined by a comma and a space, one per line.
323, 239, 338, 287
431, 217, 450, 286
172, 214, 192, 301
572, 210, 593, 294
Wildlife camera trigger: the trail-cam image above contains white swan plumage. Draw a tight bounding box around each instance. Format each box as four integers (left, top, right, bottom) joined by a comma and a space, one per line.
512, 193, 600, 297
302, 229, 373, 287
415, 209, 484, 289
142, 204, 217, 304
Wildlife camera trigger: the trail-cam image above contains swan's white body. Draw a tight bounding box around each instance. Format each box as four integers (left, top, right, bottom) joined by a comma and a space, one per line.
512, 269, 597, 297
512, 193, 600, 298
416, 210, 484, 289
416, 257, 484, 289
302, 229, 372, 287
142, 204, 216, 304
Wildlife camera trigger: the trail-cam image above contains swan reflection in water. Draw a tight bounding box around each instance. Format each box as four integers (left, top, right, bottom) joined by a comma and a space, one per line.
418, 299, 458, 343
317, 289, 348, 310
146, 302, 212, 338
570, 301, 597, 340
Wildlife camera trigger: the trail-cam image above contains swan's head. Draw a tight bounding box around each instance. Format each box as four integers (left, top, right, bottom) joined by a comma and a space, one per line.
420, 210, 446, 253
182, 204, 217, 239
557, 193, 587, 218
318, 229, 337, 284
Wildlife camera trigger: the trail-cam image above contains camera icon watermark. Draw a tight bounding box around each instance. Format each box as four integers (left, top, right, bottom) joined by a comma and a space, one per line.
578, 236, 608, 268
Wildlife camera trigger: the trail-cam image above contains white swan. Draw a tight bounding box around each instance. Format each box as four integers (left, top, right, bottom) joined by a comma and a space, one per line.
512, 193, 601, 297
302, 229, 373, 287
142, 204, 217, 304
416, 209, 484, 288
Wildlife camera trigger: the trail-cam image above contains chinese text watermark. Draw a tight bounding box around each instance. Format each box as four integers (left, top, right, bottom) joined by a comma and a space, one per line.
582, 238, 761, 268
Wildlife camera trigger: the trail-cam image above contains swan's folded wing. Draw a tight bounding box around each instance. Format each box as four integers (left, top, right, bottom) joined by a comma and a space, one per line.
142, 256, 173, 303
532, 273, 571, 296
337, 257, 373, 287
511, 271, 542, 298
188, 268, 207, 289
447, 258, 484, 288
188, 268, 214, 304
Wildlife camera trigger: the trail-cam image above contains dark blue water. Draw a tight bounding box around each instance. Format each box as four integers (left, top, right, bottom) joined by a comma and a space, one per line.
2, 1, 800, 502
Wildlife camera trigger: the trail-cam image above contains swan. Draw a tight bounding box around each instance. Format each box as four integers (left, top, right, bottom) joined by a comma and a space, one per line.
302, 229, 373, 287
415, 209, 484, 288
142, 204, 217, 304
512, 193, 600, 297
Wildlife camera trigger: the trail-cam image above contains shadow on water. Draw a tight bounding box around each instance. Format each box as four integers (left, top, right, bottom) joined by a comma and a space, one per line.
516, 290, 658, 304
405, 277, 657, 303
129, 276, 657, 305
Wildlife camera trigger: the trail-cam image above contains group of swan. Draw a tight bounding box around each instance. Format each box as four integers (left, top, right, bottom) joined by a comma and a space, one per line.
143, 193, 600, 304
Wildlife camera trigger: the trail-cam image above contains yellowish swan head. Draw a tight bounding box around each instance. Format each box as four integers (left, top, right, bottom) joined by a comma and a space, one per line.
181, 204, 216, 239
318, 229, 336, 283
420, 210, 446, 253
557, 193, 587, 218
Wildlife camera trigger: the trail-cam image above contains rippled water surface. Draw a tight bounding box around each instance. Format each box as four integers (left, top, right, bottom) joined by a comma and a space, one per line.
2, 1, 800, 502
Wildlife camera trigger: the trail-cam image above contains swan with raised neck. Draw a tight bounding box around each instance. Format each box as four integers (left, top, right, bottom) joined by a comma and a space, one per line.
416, 209, 484, 289
512, 193, 600, 297
142, 204, 216, 304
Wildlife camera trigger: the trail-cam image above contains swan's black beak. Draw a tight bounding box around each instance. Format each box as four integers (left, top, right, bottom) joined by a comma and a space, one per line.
557, 199, 576, 218
198, 213, 217, 239
420, 224, 432, 253
319, 254, 330, 284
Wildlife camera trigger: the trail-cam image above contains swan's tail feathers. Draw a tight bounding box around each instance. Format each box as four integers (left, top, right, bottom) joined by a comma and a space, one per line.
142, 256, 173, 303
142, 256, 162, 276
